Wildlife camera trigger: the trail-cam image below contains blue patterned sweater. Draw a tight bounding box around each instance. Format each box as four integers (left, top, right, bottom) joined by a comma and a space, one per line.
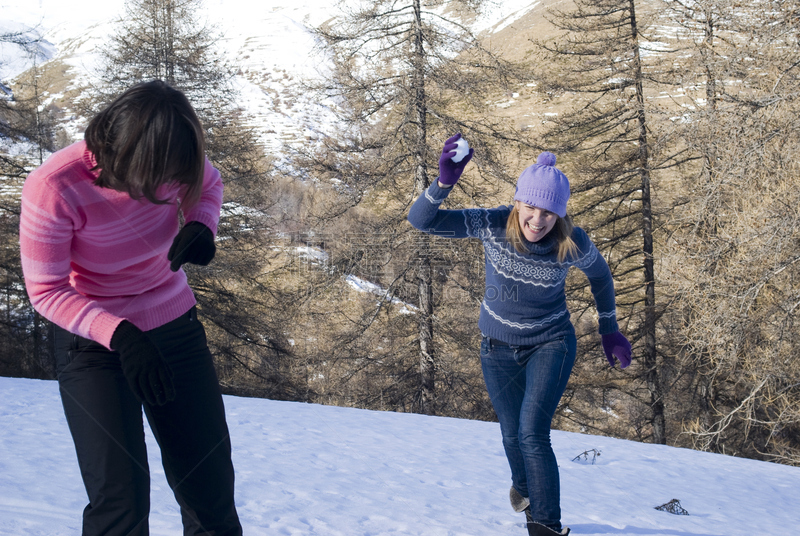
408, 181, 619, 346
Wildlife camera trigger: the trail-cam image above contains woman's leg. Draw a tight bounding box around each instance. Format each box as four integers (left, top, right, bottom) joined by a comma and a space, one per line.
480, 337, 530, 498
143, 307, 242, 536
54, 325, 150, 536
517, 332, 577, 530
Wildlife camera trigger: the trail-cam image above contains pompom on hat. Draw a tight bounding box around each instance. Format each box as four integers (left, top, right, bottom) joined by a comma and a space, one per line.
513, 152, 570, 218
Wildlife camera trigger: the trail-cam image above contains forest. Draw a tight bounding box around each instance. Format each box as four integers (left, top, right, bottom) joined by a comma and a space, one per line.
1, 0, 799, 466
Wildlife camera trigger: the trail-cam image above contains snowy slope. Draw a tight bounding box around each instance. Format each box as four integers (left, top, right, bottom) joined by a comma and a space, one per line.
1, 376, 799, 535
0, 0, 549, 153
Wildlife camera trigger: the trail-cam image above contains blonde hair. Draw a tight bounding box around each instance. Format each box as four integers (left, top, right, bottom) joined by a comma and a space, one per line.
506, 204, 579, 262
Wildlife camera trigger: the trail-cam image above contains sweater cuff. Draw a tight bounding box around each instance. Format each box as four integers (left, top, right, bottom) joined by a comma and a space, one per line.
185, 212, 219, 236
89, 311, 127, 350
424, 180, 452, 204
597, 313, 619, 335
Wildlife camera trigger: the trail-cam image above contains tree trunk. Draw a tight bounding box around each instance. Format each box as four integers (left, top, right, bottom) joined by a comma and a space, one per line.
629, 0, 665, 444
412, 0, 435, 415
417, 238, 435, 415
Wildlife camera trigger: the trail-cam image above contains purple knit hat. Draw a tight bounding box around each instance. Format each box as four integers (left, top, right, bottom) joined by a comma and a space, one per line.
513, 152, 570, 218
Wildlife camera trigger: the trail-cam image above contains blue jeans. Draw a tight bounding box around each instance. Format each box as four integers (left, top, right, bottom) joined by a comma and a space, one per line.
480, 329, 577, 530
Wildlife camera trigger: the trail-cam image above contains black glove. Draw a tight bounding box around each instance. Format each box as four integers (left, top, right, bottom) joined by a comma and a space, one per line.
111, 320, 175, 406
168, 222, 216, 272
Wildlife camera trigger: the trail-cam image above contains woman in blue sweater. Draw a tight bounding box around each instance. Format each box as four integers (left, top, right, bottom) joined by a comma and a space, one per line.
407, 134, 632, 536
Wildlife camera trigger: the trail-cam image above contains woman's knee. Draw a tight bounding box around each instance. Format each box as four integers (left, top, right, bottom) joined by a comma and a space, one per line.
518, 422, 553, 452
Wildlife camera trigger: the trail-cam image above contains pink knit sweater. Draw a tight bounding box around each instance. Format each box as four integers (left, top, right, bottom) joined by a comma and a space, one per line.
19, 141, 223, 350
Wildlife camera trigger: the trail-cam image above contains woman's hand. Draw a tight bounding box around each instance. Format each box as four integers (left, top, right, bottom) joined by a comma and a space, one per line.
438, 133, 473, 188
601, 331, 632, 368
111, 321, 176, 406
168, 222, 216, 272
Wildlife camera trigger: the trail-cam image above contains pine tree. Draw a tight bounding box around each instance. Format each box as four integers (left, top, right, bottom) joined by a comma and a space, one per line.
291, 0, 530, 415
95, 0, 307, 399
660, 0, 800, 463
0, 37, 61, 378
529, 0, 689, 444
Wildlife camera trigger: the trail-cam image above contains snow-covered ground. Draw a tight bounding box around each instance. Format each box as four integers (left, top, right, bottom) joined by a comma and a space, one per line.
1, 376, 799, 535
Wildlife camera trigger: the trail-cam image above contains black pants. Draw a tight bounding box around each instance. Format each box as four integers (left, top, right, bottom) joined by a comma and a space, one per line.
55, 307, 242, 536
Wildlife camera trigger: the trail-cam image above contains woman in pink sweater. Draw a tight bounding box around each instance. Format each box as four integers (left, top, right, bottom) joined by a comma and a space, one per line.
19, 81, 242, 536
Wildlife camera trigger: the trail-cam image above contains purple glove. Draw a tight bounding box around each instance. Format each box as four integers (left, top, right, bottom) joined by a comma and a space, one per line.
601, 331, 632, 369
438, 133, 474, 186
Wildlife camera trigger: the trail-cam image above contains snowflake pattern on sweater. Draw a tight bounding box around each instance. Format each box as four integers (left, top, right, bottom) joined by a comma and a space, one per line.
408, 181, 619, 346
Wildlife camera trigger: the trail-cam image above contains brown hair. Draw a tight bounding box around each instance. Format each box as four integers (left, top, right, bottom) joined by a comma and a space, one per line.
85, 80, 206, 207
506, 203, 579, 262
